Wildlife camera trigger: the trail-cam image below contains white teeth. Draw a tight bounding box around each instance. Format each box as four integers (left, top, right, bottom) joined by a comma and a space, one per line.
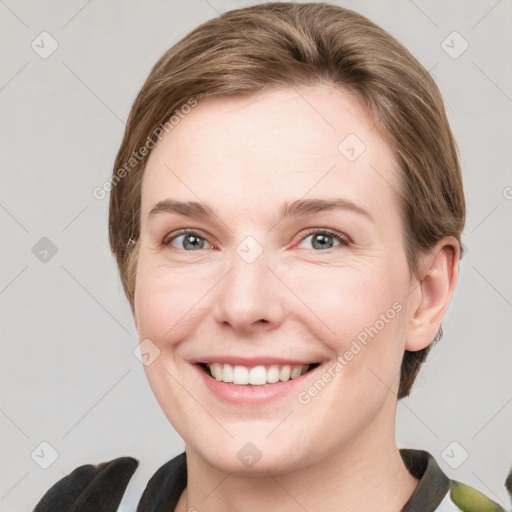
212, 363, 223, 381
267, 364, 280, 383
222, 363, 233, 383
290, 366, 302, 379
233, 365, 249, 385
249, 365, 267, 385
206, 363, 311, 385
279, 365, 291, 381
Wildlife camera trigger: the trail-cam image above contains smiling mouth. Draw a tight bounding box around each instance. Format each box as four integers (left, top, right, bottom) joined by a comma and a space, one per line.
197, 362, 321, 385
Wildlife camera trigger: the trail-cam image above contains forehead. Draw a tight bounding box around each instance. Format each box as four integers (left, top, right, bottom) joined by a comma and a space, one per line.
140, 85, 401, 223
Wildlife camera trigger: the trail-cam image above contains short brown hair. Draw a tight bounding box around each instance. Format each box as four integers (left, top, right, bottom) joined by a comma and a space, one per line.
108, 2, 465, 398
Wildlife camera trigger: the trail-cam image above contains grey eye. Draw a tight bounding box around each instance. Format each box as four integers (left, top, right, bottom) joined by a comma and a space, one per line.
171, 233, 207, 250
298, 231, 347, 250
310, 233, 336, 250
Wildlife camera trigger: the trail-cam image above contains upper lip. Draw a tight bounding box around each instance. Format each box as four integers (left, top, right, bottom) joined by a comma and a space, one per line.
192, 356, 322, 366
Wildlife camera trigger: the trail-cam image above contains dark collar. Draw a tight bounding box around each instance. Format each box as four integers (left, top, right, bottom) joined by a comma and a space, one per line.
136, 448, 450, 512
400, 449, 450, 511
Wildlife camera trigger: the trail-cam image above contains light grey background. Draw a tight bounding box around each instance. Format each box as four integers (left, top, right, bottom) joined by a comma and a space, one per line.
1, 0, 511, 510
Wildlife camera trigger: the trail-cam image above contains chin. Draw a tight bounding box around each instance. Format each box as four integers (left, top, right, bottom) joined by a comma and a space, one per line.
205, 447, 304, 476
185, 431, 316, 477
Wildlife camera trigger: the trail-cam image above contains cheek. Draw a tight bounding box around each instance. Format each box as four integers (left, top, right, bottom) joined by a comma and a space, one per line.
133, 262, 212, 345
288, 264, 407, 381
291, 263, 402, 336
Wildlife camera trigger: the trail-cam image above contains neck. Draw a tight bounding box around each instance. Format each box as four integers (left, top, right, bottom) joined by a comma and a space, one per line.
176, 411, 418, 512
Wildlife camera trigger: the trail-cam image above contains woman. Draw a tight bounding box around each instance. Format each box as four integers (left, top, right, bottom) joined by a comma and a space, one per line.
34, 2, 507, 511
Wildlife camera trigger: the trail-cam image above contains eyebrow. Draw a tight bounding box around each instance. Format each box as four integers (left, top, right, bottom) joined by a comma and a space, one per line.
147, 198, 372, 222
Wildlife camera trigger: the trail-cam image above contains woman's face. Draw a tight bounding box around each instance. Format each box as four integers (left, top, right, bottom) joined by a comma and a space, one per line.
133, 85, 420, 474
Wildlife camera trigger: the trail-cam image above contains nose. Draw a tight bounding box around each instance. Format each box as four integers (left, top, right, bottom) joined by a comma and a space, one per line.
212, 249, 286, 333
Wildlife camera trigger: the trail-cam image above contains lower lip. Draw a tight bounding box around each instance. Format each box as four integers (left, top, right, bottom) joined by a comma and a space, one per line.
193, 364, 320, 406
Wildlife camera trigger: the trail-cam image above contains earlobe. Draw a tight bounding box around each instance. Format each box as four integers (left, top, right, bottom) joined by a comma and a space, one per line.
405, 237, 460, 352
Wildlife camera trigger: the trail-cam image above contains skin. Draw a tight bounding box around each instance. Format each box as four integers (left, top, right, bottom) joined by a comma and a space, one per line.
132, 84, 459, 512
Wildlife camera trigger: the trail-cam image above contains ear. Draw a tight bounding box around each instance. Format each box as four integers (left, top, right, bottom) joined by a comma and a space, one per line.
405, 237, 460, 352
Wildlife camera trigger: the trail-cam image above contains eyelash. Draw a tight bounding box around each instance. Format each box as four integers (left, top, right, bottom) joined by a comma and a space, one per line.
162, 228, 350, 251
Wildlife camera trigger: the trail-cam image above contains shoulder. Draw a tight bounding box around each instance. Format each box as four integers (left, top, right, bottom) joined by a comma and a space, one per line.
137, 451, 187, 510
440, 479, 509, 512
33, 456, 138, 512
400, 449, 508, 512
